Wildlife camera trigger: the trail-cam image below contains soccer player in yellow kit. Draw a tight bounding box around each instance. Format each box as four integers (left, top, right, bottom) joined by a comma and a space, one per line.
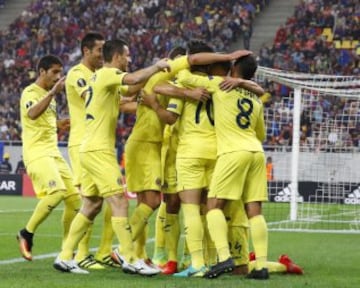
124, 47, 246, 266
178, 55, 269, 279
54, 39, 169, 275
143, 45, 257, 277
65, 32, 117, 269
17, 55, 80, 262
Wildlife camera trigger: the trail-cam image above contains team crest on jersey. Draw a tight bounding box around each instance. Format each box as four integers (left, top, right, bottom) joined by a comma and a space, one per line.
25, 101, 33, 109
48, 180, 56, 188
77, 78, 87, 87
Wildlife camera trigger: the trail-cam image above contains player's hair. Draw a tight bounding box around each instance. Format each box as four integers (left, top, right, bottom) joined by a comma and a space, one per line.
234, 54, 257, 80
81, 32, 104, 56
186, 39, 214, 73
103, 39, 128, 62
168, 46, 186, 60
209, 60, 232, 76
37, 55, 63, 72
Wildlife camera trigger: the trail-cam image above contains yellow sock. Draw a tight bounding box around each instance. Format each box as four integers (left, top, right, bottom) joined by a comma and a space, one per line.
182, 203, 204, 269
112, 216, 134, 263
206, 209, 230, 262
26, 191, 64, 233
134, 225, 148, 259
61, 193, 81, 247
95, 203, 114, 259
130, 203, 153, 241
60, 213, 92, 260
63, 195, 91, 261
267, 261, 286, 273
249, 215, 268, 270
249, 260, 286, 273
165, 213, 180, 262
74, 223, 93, 261
203, 215, 217, 266
153, 201, 166, 259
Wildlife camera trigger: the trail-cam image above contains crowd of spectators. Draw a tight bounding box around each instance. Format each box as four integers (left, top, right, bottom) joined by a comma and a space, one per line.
0, 0, 268, 144
0, 0, 358, 155
258, 0, 360, 152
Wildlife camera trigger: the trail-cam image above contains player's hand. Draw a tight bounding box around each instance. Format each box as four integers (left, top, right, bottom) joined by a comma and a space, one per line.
220, 77, 243, 91
57, 118, 70, 131
229, 49, 252, 60
185, 87, 211, 103
155, 58, 171, 72
50, 76, 66, 96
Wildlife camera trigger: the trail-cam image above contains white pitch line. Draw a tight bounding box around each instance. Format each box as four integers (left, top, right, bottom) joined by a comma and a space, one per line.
0, 238, 155, 265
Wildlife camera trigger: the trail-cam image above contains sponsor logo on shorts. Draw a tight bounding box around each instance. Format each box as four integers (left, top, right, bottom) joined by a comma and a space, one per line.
155, 177, 162, 187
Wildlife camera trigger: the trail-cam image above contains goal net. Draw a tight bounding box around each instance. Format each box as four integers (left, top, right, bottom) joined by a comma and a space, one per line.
255, 66, 360, 233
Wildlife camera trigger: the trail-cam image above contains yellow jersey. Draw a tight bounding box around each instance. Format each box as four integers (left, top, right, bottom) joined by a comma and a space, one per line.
65, 63, 94, 147
167, 74, 216, 159
80, 67, 128, 152
128, 56, 190, 143
20, 83, 62, 165
177, 70, 266, 155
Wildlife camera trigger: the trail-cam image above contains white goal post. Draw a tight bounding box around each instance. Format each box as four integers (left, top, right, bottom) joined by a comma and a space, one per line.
255, 66, 360, 233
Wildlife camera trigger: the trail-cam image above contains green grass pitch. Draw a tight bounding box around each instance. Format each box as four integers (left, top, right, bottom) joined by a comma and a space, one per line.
0, 196, 358, 288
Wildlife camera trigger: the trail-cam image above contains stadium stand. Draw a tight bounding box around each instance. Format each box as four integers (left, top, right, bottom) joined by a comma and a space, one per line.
0, 0, 358, 161
258, 0, 359, 152
0, 0, 269, 144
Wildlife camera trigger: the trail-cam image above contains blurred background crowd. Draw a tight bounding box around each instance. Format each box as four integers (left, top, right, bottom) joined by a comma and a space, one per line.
0, 0, 359, 170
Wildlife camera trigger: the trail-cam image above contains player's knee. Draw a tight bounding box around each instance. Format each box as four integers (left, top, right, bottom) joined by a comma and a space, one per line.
142, 190, 161, 210
166, 195, 181, 213
81, 197, 103, 219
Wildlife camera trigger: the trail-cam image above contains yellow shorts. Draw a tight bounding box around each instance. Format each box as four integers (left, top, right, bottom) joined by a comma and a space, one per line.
228, 226, 249, 266
80, 150, 123, 198
176, 157, 215, 191
125, 140, 162, 192
68, 145, 81, 187
208, 151, 268, 203
26, 156, 78, 199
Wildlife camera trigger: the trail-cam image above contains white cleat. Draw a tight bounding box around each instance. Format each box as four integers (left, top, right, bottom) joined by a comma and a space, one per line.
112, 248, 137, 274
132, 259, 160, 276
112, 248, 159, 276
53, 255, 89, 274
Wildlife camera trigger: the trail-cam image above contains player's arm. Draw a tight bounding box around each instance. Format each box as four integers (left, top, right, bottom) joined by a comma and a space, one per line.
219, 77, 265, 96
122, 58, 170, 85
255, 104, 266, 142
122, 83, 144, 96
119, 96, 137, 114
153, 82, 210, 103
142, 92, 178, 125
66, 69, 90, 99
27, 76, 65, 120
259, 92, 271, 104
188, 50, 252, 66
